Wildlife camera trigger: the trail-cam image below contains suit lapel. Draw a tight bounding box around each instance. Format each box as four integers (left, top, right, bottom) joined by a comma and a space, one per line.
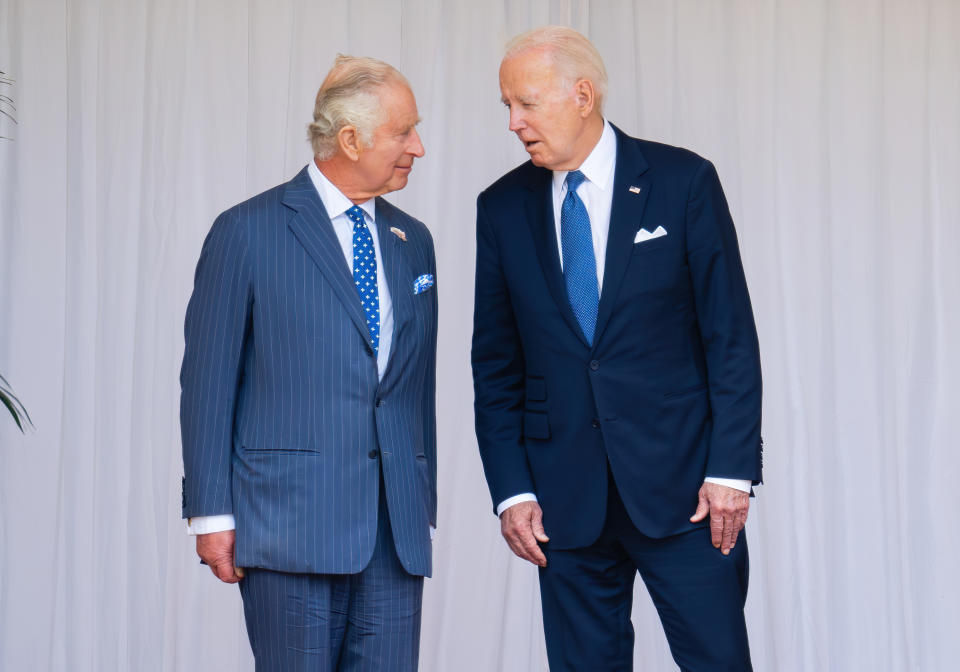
524, 167, 592, 348
282, 167, 371, 344
375, 202, 414, 347
593, 127, 652, 347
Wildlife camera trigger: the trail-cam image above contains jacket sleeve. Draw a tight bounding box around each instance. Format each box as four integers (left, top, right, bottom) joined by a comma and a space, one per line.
471, 193, 537, 513
180, 209, 254, 518
685, 159, 763, 483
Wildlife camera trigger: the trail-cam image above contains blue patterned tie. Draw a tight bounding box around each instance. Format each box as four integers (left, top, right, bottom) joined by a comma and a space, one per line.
347, 205, 380, 354
560, 170, 599, 345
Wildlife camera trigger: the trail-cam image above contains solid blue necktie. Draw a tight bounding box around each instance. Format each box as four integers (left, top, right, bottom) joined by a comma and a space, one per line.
560, 170, 599, 345
346, 205, 380, 354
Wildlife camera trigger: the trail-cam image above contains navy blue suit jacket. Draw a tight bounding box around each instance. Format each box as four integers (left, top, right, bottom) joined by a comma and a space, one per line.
181, 166, 438, 576
472, 126, 762, 549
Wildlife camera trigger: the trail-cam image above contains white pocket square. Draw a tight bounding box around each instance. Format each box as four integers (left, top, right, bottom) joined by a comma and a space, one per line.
634, 226, 667, 244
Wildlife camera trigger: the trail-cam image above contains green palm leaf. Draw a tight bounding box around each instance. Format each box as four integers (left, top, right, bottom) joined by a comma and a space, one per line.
0, 374, 33, 433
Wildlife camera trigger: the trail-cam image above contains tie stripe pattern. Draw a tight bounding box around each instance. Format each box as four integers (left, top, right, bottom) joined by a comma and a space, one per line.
347, 205, 380, 354
560, 170, 599, 345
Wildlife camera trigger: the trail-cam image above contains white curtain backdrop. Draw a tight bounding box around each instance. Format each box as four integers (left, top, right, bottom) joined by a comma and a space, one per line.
2, 0, 958, 669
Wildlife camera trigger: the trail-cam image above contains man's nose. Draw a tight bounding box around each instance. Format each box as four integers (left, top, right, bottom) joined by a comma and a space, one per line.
508, 110, 526, 133
408, 127, 425, 157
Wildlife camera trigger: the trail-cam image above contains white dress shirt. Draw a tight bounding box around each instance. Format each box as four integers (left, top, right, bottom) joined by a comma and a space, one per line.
496, 122, 750, 517
187, 162, 395, 535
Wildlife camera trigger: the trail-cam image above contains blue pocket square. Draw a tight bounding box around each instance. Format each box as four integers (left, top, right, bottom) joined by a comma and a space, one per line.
413, 273, 434, 295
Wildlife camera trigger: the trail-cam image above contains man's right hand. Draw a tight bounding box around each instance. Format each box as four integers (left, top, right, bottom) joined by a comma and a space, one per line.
196, 530, 244, 584
500, 501, 550, 567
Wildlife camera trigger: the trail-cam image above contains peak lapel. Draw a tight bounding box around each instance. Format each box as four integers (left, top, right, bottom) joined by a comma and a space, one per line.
594, 128, 652, 347
524, 168, 592, 348
282, 168, 371, 345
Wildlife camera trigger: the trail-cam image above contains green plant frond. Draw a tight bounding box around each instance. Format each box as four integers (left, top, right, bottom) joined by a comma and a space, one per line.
0, 375, 34, 432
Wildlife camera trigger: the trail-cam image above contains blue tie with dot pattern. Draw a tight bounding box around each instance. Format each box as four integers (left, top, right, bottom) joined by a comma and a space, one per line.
560, 170, 599, 345
346, 205, 380, 354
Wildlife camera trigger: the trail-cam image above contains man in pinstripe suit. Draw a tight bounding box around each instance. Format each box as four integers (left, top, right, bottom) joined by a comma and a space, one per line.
180, 55, 437, 671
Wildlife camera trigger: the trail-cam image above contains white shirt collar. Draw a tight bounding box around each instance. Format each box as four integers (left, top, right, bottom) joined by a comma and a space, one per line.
307, 160, 376, 222
552, 119, 617, 193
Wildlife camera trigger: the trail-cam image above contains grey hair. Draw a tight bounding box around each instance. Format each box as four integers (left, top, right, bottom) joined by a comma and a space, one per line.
504, 26, 609, 114
308, 54, 408, 160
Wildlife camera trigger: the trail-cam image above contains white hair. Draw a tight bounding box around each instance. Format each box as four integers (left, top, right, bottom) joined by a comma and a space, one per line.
504, 26, 609, 113
307, 54, 408, 160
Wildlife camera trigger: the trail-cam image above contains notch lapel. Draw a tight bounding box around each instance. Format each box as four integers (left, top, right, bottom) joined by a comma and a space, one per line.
593, 128, 652, 347
375, 203, 414, 342
524, 167, 592, 348
282, 168, 371, 345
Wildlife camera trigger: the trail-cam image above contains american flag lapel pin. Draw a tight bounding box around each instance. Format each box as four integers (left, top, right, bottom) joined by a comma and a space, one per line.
390, 226, 407, 241
629, 186, 642, 194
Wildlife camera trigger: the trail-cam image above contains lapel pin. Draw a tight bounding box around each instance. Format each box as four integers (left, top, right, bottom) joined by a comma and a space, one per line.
629, 186, 642, 194
390, 226, 407, 242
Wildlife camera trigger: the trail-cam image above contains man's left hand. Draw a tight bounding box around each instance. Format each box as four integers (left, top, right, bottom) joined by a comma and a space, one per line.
689, 482, 749, 555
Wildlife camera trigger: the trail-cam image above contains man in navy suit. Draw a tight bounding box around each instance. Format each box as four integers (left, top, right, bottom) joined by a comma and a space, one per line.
181, 55, 437, 671
472, 27, 762, 671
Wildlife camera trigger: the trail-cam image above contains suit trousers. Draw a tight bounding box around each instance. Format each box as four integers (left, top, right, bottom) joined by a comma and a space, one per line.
238, 467, 424, 672
538, 467, 752, 672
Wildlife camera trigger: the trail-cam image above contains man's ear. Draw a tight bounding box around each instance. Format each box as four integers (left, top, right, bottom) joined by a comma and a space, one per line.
337, 125, 362, 161
575, 79, 596, 118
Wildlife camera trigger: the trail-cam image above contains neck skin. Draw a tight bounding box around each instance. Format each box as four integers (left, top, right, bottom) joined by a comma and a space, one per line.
313, 156, 374, 205
559, 114, 605, 172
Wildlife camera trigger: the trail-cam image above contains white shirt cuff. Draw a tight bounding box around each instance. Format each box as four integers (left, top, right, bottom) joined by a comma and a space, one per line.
496, 493, 538, 517
187, 514, 236, 535
704, 476, 752, 493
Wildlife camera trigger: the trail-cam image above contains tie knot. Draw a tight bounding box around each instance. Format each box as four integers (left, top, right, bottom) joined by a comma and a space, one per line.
346, 205, 366, 227
565, 170, 586, 193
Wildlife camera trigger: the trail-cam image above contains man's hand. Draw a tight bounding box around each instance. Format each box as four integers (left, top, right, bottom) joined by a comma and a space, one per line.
196, 530, 245, 583
690, 481, 750, 555
500, 501, 550, 567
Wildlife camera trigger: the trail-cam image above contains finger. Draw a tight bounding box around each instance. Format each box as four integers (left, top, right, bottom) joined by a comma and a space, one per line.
531, 510, 550, 543
721, 515, 736, 555
234, 566, 245, 579
690, 495, 710, 523
508, 537, 536, 565
510, 525, 546, 567
522, 534, 547, 567
213, 563, 240, 584
710, 510, 723, 548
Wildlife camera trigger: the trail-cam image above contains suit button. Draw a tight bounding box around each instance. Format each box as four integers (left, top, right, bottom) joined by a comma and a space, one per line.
368, 449, 379, 459
589, 360, 600, 371
591, 418, 600, 429
375, 398, 383, 407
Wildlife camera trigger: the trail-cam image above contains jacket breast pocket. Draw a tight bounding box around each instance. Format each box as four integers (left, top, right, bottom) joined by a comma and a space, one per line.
632, 237, 671, 255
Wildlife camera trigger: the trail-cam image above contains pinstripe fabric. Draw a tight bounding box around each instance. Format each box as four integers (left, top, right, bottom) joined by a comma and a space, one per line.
238, 473, 423, 672
181, 166, 438, 577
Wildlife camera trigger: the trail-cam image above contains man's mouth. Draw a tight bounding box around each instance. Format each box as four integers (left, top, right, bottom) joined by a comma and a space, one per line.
524, 140, 539, 150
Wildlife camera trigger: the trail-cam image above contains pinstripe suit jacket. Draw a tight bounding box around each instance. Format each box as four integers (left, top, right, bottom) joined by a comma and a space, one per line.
180, 166, 438, 577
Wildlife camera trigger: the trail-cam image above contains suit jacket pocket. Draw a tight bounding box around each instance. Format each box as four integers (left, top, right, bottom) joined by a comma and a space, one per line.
242, 446, 322, 455
632, 237, 671, 255
663, 383, 707, 400
523, 411, 550, 439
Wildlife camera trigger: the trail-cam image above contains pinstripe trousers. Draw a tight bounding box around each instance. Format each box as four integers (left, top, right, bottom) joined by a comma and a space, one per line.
238, 468, 424, 671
